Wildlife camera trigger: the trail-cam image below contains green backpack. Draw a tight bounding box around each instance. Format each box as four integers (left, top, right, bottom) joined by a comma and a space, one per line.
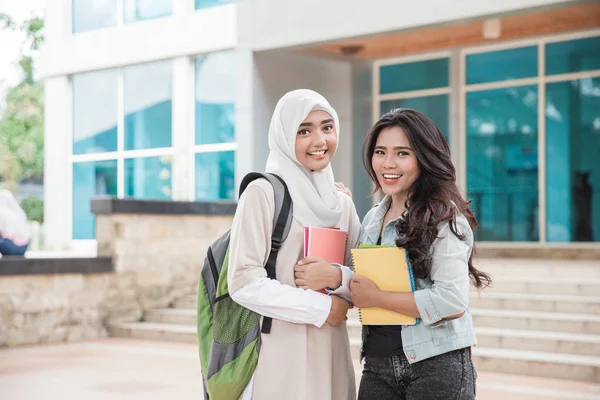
197, 172, 293, 399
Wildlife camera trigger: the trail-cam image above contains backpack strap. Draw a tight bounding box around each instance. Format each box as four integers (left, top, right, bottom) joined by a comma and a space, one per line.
239, 172, 293, 334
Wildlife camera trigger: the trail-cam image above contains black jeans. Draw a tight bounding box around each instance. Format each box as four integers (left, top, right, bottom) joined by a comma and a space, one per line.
358, 347, 477, 400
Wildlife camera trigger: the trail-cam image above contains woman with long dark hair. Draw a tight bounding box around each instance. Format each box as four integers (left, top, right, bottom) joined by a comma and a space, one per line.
295, 108, 491, 399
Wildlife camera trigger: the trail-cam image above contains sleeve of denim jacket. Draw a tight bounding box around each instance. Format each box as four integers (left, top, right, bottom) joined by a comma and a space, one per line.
413, 213, 473, 326
325, 264, 353, 301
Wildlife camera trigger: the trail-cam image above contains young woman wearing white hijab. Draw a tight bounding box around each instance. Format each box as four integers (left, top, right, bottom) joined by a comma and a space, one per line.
227, 89, 361, 399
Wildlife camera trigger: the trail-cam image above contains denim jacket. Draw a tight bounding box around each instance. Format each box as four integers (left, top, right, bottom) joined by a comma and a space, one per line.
337, 196, 477, 364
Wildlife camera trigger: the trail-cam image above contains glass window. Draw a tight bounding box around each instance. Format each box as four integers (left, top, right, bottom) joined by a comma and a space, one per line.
195, 0, 234, 10
124, 156, 172, 199
466, 86, 539, 242
195, 151, 235, 201
73, 69, 118, 155
380, 95, 449, 141
124, 0, 172, 23
195, 52, 236, 145
466, 46, 538, 85
546, 36, 600, 76
72, 160, 118, 239
380, 58, 449, 94
72, 0, 118, 33
546, 78, 600, 242
124, 61, 172, 150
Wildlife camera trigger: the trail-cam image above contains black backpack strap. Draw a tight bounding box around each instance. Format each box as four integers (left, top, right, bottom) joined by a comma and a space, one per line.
239, 172, 293, 334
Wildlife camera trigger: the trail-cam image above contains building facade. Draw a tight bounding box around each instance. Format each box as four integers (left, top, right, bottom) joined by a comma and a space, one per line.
40, 0, 600, 251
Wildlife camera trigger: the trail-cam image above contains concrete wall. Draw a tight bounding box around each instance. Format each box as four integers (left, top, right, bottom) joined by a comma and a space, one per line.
44, 76, 72, 251
235, 50, 354, 188
239, 0, 579, 51
39, 0, 236, 78
351, 61, 374, 219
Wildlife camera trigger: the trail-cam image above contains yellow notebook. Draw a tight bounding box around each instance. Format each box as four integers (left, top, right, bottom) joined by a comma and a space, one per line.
351, 245, 417, 326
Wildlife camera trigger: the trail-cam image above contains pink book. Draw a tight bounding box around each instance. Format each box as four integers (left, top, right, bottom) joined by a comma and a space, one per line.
303, 227, 348, 264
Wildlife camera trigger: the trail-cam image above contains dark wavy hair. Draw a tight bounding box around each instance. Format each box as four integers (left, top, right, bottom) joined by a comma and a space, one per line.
362, 108, 491, 289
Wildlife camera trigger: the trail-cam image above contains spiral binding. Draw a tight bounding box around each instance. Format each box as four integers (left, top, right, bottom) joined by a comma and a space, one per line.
404, 251, 417, 292
351, 252, 364, 323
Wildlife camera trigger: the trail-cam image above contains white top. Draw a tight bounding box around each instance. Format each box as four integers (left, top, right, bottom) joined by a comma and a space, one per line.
0, 189, 31, 244
228, 179, 361, 400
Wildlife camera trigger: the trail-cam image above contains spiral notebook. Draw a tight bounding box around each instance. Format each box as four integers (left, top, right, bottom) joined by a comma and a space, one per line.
351, 245, 417, 325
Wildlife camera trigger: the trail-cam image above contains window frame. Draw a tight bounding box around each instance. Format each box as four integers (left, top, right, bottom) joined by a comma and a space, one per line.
373, 29, 600, 244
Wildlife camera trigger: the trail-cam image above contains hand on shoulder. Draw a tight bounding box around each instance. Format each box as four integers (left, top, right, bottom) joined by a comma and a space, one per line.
334, 182, 352, 199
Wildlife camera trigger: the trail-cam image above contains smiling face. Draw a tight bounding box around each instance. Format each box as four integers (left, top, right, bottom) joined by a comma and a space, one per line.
294, 110, 338, 171
371, 126, 420, 200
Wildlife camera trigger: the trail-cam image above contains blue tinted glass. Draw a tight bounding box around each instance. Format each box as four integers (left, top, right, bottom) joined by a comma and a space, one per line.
466, 46, 538, 85
546, 78, 600, 242
72, 160, 118, 239
124, 61, 172, 150
72, 0, 118, 33
124, 156, 172, 199
195, 52, 236, 145
73, 69, 118, 155
195, 151, 235, 201
380, 58, 449, 94
466, 86, 538, 242
546, 36, 600, 76
196, 0, 234, 10
380, 95, 450, 142
124, 0, 172, 23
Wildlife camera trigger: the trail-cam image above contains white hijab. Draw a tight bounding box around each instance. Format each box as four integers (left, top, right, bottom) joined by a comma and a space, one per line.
265, 89, 348, 228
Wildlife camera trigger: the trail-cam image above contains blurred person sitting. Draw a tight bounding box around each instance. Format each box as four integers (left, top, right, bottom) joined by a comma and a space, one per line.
0, 189, 31, 256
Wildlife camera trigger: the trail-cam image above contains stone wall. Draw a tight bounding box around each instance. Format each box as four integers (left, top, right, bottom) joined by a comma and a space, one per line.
95, 212, 233, 322
0, 198, 235, 347
0, 258, 113, 347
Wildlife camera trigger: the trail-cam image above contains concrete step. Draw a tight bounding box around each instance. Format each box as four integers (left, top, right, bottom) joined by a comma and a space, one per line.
349, 310, 600, 338
347, 319, 361, 339
350, 337, 361, 358
476, 258, 600, 280
472, 346, 600, 382
351, 328, 600, 381
110, 317, 600, 381
110, 320, 362, 355
108, 322, 196, 344
476, 327, 600, 356
469, 292, 600, 314
471, 308, 600, 334
472, 278, 600, 297
145, 309, 196, 325
349, 315, 600, 354
173, 295, 196, 310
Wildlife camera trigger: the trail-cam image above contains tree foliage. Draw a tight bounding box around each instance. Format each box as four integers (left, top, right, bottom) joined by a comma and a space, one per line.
0, 13, 45, 193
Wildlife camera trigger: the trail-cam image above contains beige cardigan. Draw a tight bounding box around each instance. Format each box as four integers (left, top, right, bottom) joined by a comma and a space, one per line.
228, 179, 361, 400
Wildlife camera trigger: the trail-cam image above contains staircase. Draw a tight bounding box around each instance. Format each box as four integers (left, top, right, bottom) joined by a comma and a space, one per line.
109, 258, 600, 382
468, 258, 600, 382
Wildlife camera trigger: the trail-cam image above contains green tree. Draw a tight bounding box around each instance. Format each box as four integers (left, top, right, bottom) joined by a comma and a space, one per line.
0, 13, 45, 193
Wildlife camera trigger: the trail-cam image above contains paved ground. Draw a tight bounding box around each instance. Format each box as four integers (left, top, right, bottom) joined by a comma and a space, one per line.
1, 339, 599, 400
